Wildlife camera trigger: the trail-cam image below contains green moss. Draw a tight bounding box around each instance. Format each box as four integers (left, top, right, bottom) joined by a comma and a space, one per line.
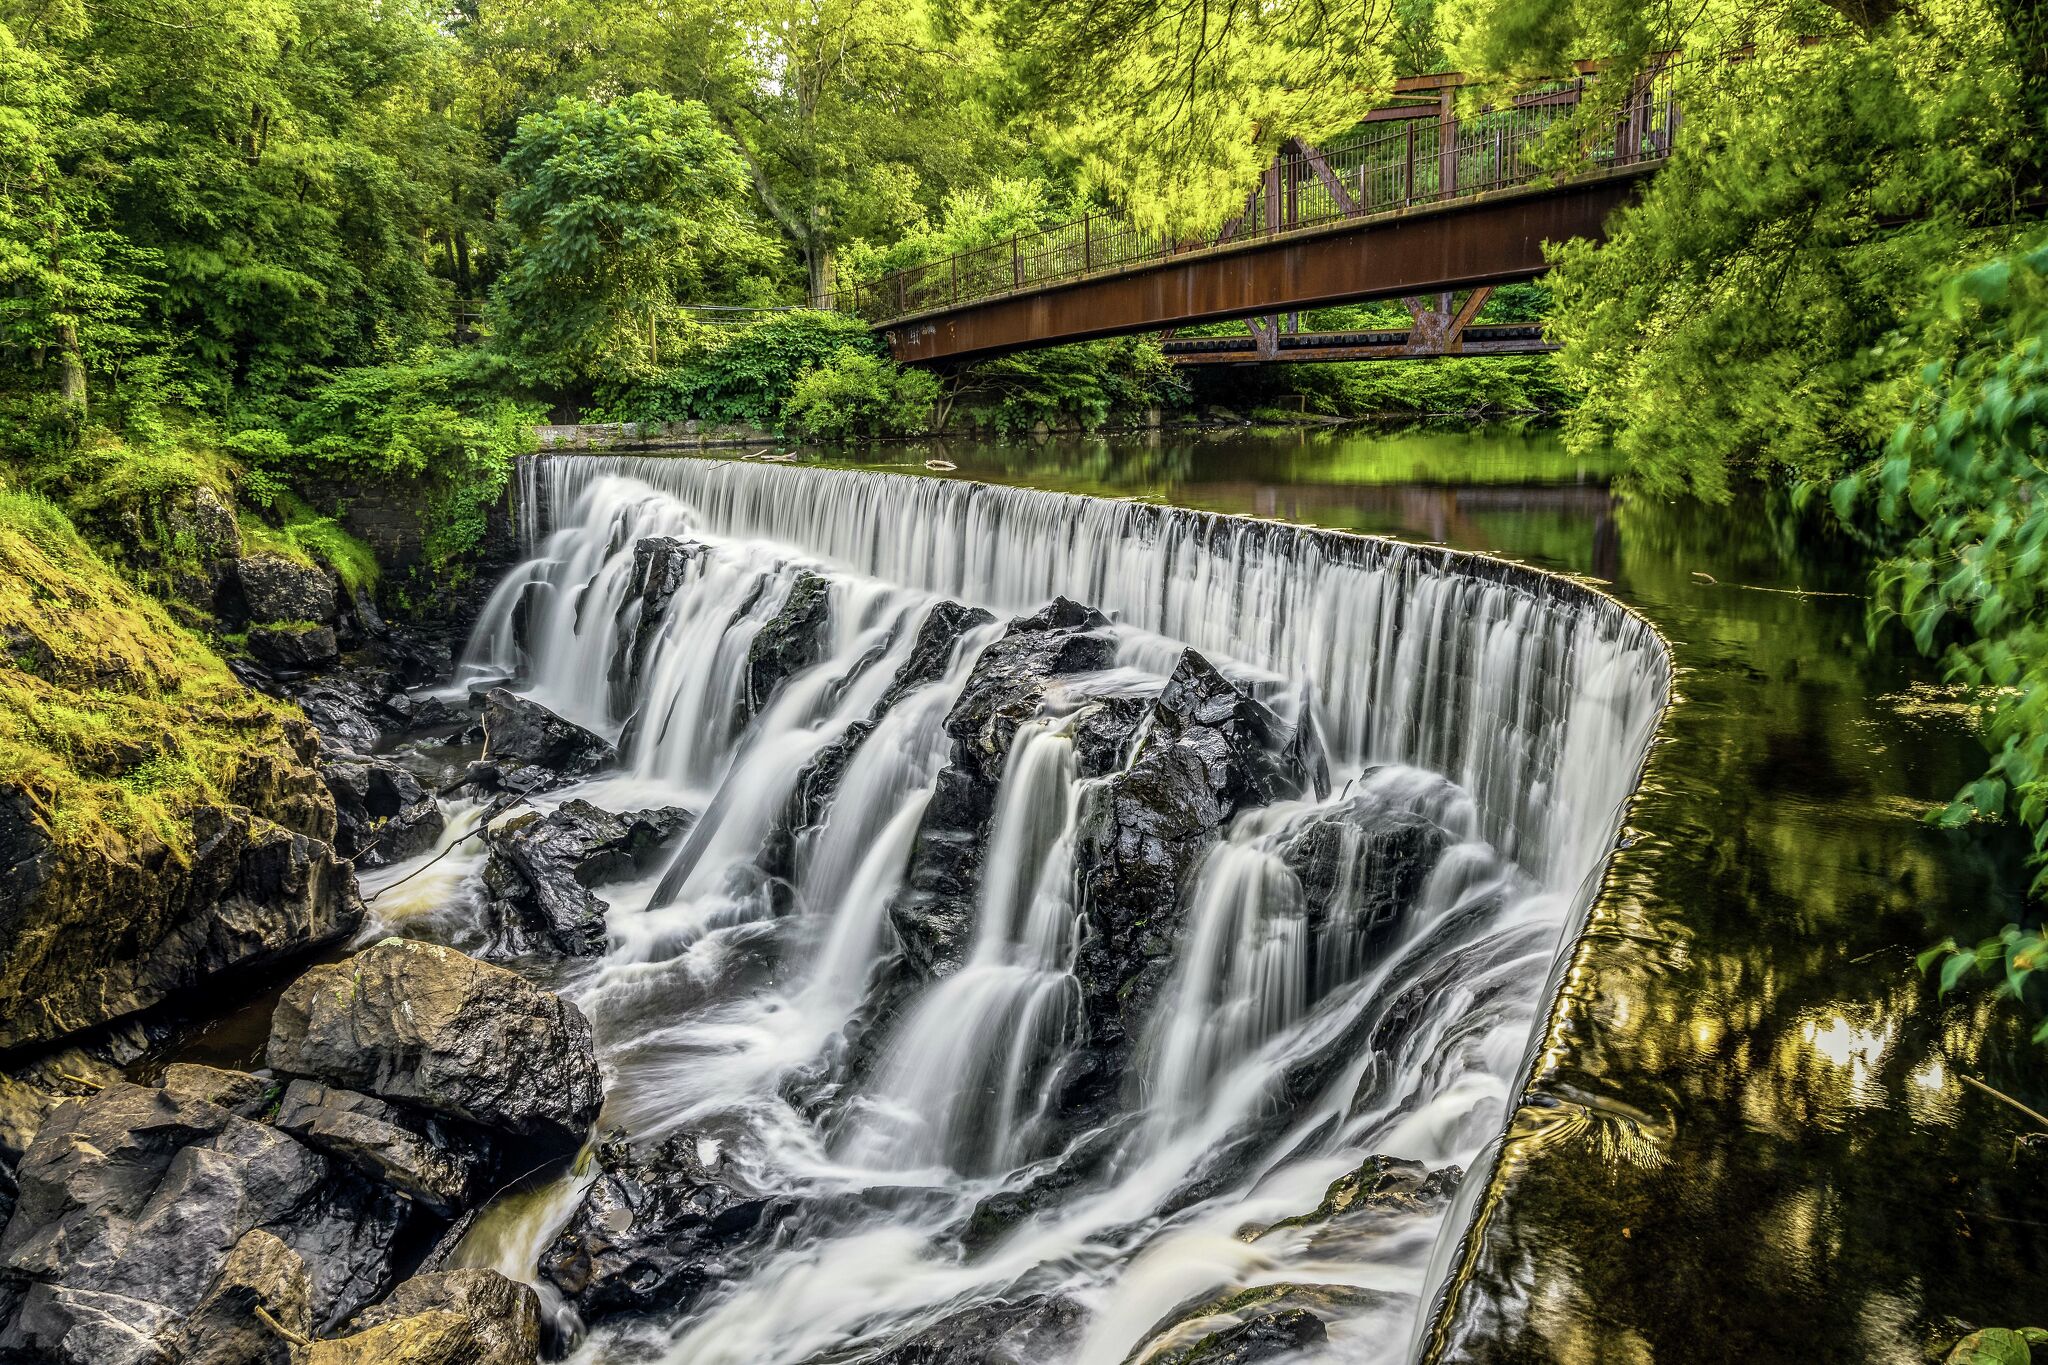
238, 491, 379, 596
0, 485, 304, 857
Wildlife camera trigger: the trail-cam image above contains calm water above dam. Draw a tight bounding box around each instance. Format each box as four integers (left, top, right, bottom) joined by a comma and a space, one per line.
795, 422, 2048, 1363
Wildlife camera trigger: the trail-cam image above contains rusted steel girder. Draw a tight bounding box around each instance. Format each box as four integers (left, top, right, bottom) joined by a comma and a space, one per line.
881, 171, 1649, 365
1162, 322, 1553, 365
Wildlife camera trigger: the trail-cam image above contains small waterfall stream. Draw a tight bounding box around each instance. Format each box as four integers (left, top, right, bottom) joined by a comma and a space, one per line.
424, 454, 1667, 1364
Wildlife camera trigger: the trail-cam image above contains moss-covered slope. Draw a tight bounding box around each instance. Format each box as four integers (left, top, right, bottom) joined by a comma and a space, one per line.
0, 487, 357, 1051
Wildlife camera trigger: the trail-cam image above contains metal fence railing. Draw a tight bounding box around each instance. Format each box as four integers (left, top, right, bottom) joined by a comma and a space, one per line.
829, 61, 1686, 327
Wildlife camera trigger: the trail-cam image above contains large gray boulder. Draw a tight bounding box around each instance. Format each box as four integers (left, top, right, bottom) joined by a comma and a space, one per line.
167, 1228, 311, 1365
273, 1080, 492, 1216
315, 1269, 541, 1365
0, 1082, 403, 1361
236, 554, 338, 626
265, 938, 604, 1151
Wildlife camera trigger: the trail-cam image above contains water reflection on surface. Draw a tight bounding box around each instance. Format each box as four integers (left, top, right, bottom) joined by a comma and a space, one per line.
803, 422, 2046, 1364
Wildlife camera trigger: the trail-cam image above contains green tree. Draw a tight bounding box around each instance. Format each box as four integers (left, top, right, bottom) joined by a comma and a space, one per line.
0, 9, 152, 419
487, 91, 777, 389
1442, 0, 2040, 496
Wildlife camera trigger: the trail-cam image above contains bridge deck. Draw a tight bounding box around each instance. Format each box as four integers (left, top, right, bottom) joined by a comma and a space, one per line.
841, 61, 1684, 364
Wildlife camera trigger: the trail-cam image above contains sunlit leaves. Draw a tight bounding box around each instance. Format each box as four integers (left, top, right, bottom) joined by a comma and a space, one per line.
486, 92, 776, 387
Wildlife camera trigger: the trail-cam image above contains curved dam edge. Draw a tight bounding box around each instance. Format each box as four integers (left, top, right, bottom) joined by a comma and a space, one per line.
517, 452, 1679, 1351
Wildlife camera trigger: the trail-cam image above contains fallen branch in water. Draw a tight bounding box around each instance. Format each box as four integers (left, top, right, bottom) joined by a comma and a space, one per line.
362, 794, 527, 903
1961, 1073, 2048, 1131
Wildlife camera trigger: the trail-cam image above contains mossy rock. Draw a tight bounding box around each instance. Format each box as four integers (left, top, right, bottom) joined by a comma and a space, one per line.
1123, 1283, 1389, 1365
0, 487, 355, 1048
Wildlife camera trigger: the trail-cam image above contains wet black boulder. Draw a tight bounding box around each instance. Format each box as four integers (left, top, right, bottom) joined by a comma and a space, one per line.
1066, 648, 1320, 1108
538, 1129, 779, 1321
324, 754, 445, 867
740, 570, 833, 724
607, 536, 701, 715
889, 597, 1117, 981
481, 688, 616, 778
481, 799, 693, 956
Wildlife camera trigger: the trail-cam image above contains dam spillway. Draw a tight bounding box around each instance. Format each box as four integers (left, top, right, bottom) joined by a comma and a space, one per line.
417, 453, 1669, 1364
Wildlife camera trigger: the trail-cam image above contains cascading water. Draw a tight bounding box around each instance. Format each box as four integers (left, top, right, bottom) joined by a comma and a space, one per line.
421, 454, 1667, 1364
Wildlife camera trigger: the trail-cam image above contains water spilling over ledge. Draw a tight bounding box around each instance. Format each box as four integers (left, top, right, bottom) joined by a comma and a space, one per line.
432, 453, 1670, 1364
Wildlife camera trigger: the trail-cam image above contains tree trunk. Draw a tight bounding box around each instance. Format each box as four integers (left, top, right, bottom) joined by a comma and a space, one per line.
807, 242, 833, 309
55, 321, 85, 415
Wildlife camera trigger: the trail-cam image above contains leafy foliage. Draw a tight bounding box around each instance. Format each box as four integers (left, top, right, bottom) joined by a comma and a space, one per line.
954, 338, 1189, 435
1838, 234, 2048, 1035
488, 93, 778, 388
232, 350, 538, 574
838, 179, 1061, 288
591, 310, 882, 429
785, 349, 943, 440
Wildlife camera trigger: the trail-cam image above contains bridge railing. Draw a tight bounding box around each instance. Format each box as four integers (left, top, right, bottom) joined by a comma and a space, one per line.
831, 60, 1685, 327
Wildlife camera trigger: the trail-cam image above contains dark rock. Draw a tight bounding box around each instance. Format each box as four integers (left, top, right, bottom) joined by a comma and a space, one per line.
0, 789, 358, 1052
890, 598, 1116, 981
250, 622, 342, 670
1273, 781, 1453, 982
1071, 694, 1151, 776
1147, 649, 1319, 809
237, 554, 339, 626
1247, 1154, 1462, 1241
481, 800, 692, 956
0, 1082, 403, 1359
961, 1120, 1129, 1252
159, 1062, 274, 1119
540, 1129, 778, 1322
741, 571, 833, 723
866, 1293, 1085, 1365
1178, 1307, 1325, 1363
0, 1074, 55, 1165
291, 675, 395, 754
481, 688, 616, 778
274, 1080, 493, 1216
762, 598, 995, 883
167, 1228, 312, 1365
265, 938, 603, 1152
327, 1269, 541, 1365
325, 754, 446, 867
607, 537, 700, 716
1129, 1284, 1377, 1365
1065, 649, 1322, 1114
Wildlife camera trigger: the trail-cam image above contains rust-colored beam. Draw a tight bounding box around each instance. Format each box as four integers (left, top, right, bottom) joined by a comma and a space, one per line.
1160, 322, 1551, 364
882, 172, 1647, 364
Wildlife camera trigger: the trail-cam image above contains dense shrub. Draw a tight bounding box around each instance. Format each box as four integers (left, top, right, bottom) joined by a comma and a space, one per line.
228, 349, 539, 577
1837, 232, 2048, 1033
955, 337, 1188, 434
785, 349, 942, 440
591, 311, 881, 429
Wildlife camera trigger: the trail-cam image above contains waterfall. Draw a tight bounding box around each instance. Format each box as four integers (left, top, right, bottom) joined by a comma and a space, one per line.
439, 453, 1668, 1365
